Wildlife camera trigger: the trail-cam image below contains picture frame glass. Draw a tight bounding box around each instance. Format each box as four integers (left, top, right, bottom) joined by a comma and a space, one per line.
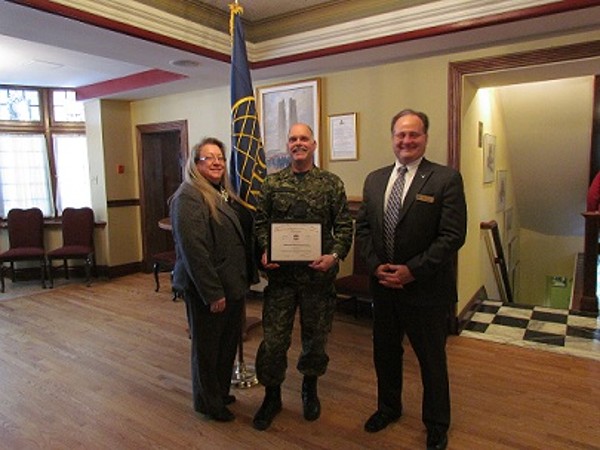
257, 79, 320, 174
329, 113, 357, 161
483, 133, 496, 183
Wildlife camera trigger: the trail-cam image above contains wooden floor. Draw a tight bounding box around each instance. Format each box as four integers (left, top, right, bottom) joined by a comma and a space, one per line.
0, 273, 599, 450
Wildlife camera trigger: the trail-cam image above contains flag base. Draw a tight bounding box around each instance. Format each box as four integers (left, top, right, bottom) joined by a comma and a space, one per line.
231, 362, 259, 389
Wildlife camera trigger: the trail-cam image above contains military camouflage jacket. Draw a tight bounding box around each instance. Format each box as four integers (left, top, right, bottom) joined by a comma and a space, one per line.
255, 165, 353, 281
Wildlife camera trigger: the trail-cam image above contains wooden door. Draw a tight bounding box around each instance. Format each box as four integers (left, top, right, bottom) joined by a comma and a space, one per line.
137, 121, 188, 271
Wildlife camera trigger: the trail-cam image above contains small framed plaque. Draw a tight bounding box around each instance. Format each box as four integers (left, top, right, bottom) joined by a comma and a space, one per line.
269, 221, 322, 264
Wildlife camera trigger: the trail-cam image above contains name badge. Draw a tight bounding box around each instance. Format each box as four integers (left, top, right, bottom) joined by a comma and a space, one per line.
416, 194, 435, 203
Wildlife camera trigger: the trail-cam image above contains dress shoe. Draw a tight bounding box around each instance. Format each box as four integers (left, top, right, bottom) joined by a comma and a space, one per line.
302, 376, 321, 421
223, 394, 236, 405
364, 410, 401, 433
253, 386, 282, 431
208, 407, 235, 422
426, 429, 448, 450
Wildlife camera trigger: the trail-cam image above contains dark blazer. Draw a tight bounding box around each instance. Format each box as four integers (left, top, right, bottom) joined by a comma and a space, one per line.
355, 158, 467, 307
170, 182, 248, 305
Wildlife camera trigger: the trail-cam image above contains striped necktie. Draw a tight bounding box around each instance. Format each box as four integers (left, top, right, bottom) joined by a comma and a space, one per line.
383, 166, 407, 261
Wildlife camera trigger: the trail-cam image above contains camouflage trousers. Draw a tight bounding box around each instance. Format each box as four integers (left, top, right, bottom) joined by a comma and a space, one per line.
255, 281, 337, 386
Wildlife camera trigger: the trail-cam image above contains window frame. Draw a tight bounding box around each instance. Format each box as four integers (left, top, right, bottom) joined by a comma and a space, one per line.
0, 85, 87, 218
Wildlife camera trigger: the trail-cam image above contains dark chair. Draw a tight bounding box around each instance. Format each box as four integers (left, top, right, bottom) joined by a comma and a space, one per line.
334, 243, 373, 317
0, 208, 47, 293
47, 207, 96, 288
151, 250, 177, 300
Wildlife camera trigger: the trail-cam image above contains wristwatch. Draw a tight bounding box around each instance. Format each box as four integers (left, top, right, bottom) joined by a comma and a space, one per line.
331, 252, 340, 262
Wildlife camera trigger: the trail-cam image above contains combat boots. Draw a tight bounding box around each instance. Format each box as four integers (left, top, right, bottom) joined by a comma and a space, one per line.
252, 385, 282, 431
302, 376, 321, 421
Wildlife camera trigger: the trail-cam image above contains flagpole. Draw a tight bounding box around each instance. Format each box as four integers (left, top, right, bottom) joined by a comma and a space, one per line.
231, 299, 259, 388
229, 0, 263, 389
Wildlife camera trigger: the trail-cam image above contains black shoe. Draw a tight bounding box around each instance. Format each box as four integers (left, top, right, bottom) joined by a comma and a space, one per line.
208, 406, 235, 422
223, 394, 236, 405
253, 386, 282, 431
302, 376, 321, 421
364, 410, 401, 433
426, 429, 448, 450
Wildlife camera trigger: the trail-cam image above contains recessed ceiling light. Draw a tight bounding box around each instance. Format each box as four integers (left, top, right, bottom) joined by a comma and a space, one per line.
170, 59, 201, 68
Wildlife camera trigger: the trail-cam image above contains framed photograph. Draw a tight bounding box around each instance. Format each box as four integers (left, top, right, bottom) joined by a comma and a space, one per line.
483, 133, 496, 183
496, 169, 507, 212
504, 207, 514, 245
257, 78, 321, 174
329, 113, 357, 161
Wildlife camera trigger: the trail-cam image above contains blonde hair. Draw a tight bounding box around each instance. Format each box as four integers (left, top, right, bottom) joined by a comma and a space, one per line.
184, 137, 239, 220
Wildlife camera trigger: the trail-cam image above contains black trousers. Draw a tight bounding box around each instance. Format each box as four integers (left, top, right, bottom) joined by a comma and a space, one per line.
185, 295, 243, 414
372, 296, 450, 432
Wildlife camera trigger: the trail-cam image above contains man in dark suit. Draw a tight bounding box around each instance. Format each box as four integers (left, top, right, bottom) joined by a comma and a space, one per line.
355, 109, 467, 450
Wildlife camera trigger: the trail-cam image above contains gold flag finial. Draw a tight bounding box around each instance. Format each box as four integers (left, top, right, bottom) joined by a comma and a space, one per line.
229, 2, 244, 40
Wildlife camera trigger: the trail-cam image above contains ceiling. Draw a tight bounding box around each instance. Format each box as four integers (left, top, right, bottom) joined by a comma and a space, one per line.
1, 0, 600, 100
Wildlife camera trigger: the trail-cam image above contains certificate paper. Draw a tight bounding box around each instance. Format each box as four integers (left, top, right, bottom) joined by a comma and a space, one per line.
269, 222, 322, 263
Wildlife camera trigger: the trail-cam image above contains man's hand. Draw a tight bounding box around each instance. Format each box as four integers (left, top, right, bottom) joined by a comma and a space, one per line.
375, 263, 415, 289
308, 254, 338, 272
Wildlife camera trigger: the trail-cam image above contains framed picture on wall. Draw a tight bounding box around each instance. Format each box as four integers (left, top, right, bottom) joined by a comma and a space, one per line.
483, 133, 496, 183
329, 113, 358, 161
504, 207, 514, 244
496, 170, 507, 212
257, 78, 321, 174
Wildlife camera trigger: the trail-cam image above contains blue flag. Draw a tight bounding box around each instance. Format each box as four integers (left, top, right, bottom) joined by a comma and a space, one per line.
229, 4, 266, 211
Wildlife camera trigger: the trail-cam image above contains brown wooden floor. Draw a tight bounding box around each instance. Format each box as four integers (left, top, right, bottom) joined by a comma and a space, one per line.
0, 273, 599, 449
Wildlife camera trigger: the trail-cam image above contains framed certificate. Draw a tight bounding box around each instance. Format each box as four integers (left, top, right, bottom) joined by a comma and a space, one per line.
269, 221, 322, 264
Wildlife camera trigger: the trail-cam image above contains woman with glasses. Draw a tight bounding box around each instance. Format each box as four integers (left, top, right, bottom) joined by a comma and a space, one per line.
170, 137, 256, 422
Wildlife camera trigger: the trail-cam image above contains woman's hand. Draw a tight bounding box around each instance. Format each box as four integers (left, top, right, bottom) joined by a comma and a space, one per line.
210, 297, 226, 313
261, 251, 280, 270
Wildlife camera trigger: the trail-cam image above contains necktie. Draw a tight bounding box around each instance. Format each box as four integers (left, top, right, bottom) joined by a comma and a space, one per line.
383, 166, 407, 261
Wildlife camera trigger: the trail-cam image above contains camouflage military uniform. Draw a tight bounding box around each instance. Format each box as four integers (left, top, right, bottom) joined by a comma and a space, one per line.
254, 165, 353, 386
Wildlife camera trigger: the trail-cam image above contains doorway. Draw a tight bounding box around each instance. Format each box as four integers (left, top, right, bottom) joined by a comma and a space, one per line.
137, 120, 188, 272
449, 40, 600, 312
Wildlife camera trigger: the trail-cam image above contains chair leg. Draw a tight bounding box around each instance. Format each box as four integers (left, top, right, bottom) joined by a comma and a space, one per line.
48, 258, 54, 289
170, 271, 178, 301
85, 258, 91, 287
1, 264, 5, 293
153, 262, 160, 292
92, 255, 97, 278
64, 259, 69, 279
41, 260, 46, 289
10, 262, 15, 282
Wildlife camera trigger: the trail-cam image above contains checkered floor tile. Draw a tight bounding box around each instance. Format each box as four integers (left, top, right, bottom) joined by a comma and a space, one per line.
461, 300, 600, 361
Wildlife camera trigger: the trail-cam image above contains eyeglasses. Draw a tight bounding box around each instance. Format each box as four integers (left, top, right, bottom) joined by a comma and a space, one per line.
195, 155, 226, 164
393, 131, 425, 140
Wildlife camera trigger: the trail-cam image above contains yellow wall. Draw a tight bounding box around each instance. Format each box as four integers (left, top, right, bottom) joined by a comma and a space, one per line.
93, 29, 600, 309
460, 86, 516, 306
518, 229, 581, 306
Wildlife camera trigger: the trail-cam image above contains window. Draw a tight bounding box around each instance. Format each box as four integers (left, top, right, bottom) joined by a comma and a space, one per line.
0, 86, 90, 217
0, 88, 41, 121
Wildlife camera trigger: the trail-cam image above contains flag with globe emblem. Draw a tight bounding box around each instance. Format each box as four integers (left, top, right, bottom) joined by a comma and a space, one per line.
229, 3, 266, 211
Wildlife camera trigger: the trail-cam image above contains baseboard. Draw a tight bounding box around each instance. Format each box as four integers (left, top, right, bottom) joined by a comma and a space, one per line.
106, 262, 143, 279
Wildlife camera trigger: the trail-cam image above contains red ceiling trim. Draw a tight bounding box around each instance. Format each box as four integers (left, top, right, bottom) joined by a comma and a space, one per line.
76, 69, 187, 100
